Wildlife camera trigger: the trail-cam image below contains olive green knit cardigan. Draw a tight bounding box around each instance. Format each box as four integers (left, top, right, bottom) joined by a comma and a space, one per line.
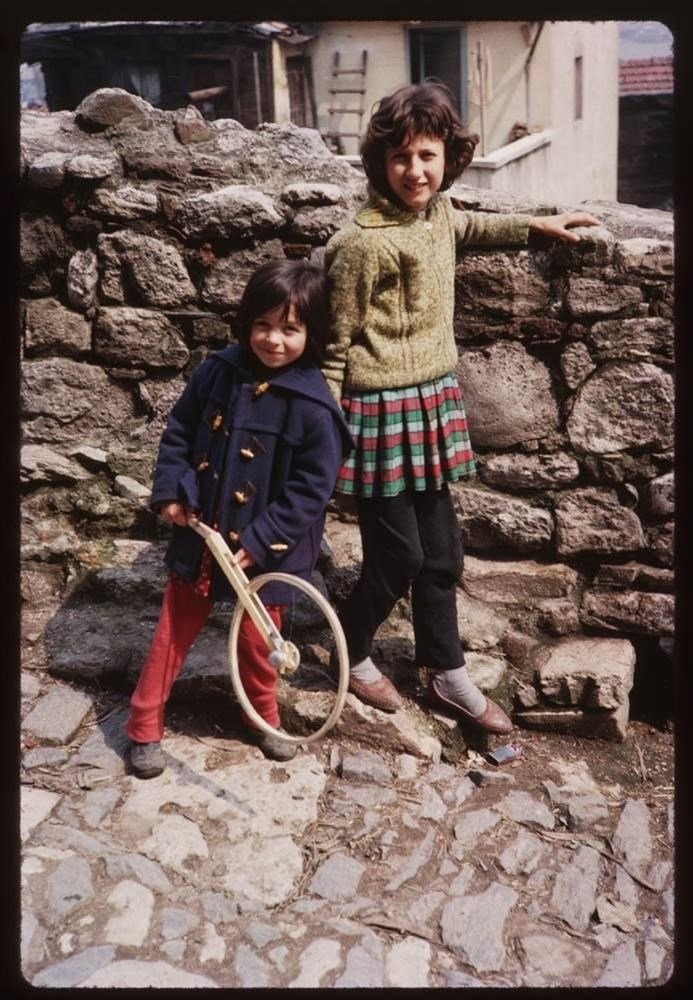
322, 189, 530, 402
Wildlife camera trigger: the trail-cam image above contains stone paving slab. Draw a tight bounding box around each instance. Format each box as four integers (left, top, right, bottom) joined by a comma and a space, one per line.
22, 684, 94, 744
19, 691, 675, 989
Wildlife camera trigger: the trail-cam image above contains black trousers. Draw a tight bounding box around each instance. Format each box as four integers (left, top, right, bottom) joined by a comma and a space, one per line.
339, 485, 466, 672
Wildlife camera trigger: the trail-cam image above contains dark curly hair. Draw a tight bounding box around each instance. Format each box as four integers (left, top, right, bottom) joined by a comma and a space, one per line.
236, 259, 329, 364
360, 80, 479, 204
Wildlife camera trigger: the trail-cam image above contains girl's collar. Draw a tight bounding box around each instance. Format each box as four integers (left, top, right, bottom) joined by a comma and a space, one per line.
355, 187, 440, 228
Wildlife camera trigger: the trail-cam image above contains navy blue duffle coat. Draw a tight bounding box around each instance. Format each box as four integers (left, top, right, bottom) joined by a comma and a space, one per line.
150, 344, 352, 604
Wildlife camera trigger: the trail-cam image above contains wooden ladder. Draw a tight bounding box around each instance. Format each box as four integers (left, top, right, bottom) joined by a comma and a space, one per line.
324, 50, 368, 154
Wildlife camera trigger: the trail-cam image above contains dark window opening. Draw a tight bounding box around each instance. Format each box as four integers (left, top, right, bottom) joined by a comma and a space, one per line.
286, 54, 316, 129
574, 55, 583, 120
409, 27, 463, 112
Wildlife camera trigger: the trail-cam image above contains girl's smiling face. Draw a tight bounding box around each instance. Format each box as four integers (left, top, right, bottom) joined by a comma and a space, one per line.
249, 302, 307, 369
384, 133, 446, 212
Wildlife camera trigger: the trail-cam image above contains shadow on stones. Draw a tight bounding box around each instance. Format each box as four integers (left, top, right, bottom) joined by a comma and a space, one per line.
628, 636, 675, 730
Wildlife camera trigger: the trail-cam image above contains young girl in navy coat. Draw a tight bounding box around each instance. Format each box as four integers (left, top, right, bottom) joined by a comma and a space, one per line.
125, 260, 351, 777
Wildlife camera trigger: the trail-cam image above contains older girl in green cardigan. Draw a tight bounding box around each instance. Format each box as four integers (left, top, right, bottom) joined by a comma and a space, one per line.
323, 80, 598, 731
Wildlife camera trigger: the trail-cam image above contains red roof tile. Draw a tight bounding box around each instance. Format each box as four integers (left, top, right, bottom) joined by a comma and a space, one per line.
619, 57, 673, 96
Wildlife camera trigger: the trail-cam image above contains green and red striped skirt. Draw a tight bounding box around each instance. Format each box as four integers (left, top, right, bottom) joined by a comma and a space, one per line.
336, 373, 476, 497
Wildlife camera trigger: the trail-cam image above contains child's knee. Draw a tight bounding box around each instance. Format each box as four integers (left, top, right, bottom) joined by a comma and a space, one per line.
379, 531, 424, 585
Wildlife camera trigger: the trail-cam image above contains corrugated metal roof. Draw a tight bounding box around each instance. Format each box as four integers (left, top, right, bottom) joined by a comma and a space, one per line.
619, 57, 673, 96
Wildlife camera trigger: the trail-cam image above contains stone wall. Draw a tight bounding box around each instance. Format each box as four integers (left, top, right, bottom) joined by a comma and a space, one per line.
20, 89, 675, 738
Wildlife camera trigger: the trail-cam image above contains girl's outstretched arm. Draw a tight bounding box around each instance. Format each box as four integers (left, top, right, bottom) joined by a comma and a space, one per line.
528, 211, 600, 243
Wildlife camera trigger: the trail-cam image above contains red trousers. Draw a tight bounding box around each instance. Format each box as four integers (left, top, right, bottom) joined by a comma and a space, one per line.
125, 575, 283, 744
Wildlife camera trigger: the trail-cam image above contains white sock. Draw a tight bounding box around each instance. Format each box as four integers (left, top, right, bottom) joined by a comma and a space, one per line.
433, 666, 486, 716
350, 656, 382, 683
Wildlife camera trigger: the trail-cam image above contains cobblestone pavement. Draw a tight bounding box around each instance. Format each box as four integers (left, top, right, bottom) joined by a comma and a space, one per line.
18, 674, 677, 990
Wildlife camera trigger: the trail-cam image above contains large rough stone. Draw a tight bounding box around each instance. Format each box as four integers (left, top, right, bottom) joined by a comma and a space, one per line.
340, 750, 392, 785
22, 684, 94, 744
458, 341, 559, 447
21, 358, 136, 445
27, 151, 70, 189
455, 249, 551, 319
31, 946, 117, 989
581, 449, 671, 485
463, 556, 578, 605
532, 637, 635, 709
175, 185, 285, 239
97, 231, 195, 307
46, 857, 95, 919
496, 791, 555, 829
281, 181, 345, 206
587, 317, 673, 364
517, 931, 596, 986
89, 184, 159, 222
289, 204, 353, 242
20, 787, 61, 842
23, 298, 91, 357
566, 362, 673, 453
309, 853, 366, 901
200, 242, 286, 310
21, 107, 94, 168
466, 651, 508, 692
555, 488, 645, 557
21, 444, 92, 485
120, 142, 191, 182
94, 308, 189, 370
640, 472, 674, 516
580, 590, 674, 636
592, 562, 673, 592
67, 150, 122, 181
560, 341, 597, 389
173, 105, 215, 144
115, 738, 328, 907
456, 591, 510, 650
611, 798, 653, 870
478, 452, 579, 490
596, 940, 642, 987
76, 87, 153, 128
333, 696, 441, 761
21, 213, 67, 270
550, 844, 601, 929
565, 277, 643, 318
206, 119, 364, 194
440, 883, 518, 972
614, 237, 673, 277
516, 702, 630, 741
645, 521, 674, 568
78, 961, 218, 988
67, 249, 99, 312
452, 483, 553, 554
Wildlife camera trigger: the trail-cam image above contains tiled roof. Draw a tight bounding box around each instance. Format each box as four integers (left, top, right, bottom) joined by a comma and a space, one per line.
619, 57, 673, 96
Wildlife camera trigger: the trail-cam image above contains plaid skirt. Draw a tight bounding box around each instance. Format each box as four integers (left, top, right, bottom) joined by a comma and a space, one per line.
336, 373, 476, 497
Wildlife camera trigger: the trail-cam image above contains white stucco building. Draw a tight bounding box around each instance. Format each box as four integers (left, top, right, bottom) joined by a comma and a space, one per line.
293, 20, 619, 204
